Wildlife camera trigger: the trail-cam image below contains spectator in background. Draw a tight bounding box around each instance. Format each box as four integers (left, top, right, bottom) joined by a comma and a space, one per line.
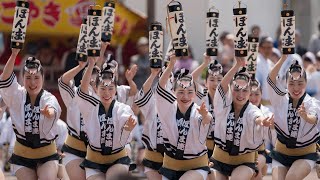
270, 47, 281, 65
295, 29, 307, 57
313, 51, 320, 100
302, 52, 320, 98
218, 33, 234, 74
256, 36, 274, 107
173, 46, 199, 73
250, 24, 261, 38
308, 21, 320, 54
36, 40, 59, 67
316, 51, 320, 71
130, 37, 150, 90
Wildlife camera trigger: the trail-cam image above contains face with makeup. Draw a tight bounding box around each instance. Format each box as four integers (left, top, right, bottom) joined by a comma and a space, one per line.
23, 70, 44, 97
231, 79, 251, 106
96, 72, 117, 105
174, 80, 196, 109
205, 74, 223, 93
287, 72, 307, 100
249, 86, 262, 106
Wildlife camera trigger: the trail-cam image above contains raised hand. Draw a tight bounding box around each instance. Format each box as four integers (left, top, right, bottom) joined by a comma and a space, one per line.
151, 68, 161, 76
11, 48, 20, 55
297, 103, 308, 119
203, 53, 211, 65
235, 57, 246, 67
87, 57, 98, 65
197, 102, 211, 125
125, 64, 138, 82
40, 105, 55, 119
101, 42, 111, 51
257, 114, 274, 127
124, 115, 137, 131
78, 60, 87, 69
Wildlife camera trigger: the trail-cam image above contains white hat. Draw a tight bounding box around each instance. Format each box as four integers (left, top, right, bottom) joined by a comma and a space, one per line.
304, 51, 316, 64
137, 37, 148, 46
272, 48, 281, 58
316, 51, 320, 59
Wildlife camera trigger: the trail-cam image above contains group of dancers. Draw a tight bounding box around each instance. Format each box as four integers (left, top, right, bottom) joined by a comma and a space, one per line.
0, 36, 319, 180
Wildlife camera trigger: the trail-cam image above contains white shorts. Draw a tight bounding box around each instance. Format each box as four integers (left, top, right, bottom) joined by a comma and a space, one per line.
272, 159, 315, 169
161, 169, 208, 180
144, 166, 155, 174
62, 152, 84, 166
11, 160, 59, 174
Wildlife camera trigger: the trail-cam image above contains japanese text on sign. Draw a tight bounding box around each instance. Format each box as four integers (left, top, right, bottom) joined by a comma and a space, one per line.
246, 40, 259, 74
102, 7, 115, 34
149, 30, 163, 60
206, 17, 219, 49
281, 16, 295, 48
233, 15, 248, 50
168, 11, 188, 50
76, 23, 88, 55
87, 14, 102, 51
11, 6, 29, 43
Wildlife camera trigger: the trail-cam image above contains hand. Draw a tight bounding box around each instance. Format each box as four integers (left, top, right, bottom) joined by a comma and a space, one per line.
168, 54, 177, 66
280, 54, 288, 61
78, 60, 87, 69
151, 68, 161, 76
124, 115, 137, 131
257, 114, 274, 127
40, 105, 55, 119
87, 57, 98, 65
11, 48, 20, 55
125, 64, 138, 82
298, 103, 308, 119
197, 102, 211, 125
203, 53, 211, 65
101, 42, 110, 51
208, 162, 214, 168
235, 57, 246, 67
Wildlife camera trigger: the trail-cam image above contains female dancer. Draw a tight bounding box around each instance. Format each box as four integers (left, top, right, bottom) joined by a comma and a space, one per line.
76, 57, 137, 180
0, 49, 61, 180
156, 55, 212, 180
212, 57, 272, 180
134, 67, 164, 180
268, 55, 320, 180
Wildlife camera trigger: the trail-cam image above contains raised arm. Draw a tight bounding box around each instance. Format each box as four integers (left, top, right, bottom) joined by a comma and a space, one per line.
0, 49, 20, 80
61, 61, 87, 85
191, 54, 210, 81
125, 64, 138, 97
142, 68, 161, 93
159, 55, 176, 88
96, 42, 110, 68
220, 57, 245, 93
80, 57, 97, 93
268, 55, 288, 83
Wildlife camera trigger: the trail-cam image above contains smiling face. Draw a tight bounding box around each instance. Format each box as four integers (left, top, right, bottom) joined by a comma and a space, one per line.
287, 72, 307, 100
249, 86, 262, 106
231, 79, 250, 106
97, 79, 117, 105
23, 69, 44, 96
174, 80, 196, 109
205, 74, 223, 94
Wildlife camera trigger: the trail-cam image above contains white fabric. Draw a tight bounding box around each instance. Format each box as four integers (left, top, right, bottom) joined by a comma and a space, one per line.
62, 152, 84, 166
213, 85, 265, 155
267, 76, 320, 148
161, 169, 208, 180
256, 53, 274, 100
272, 159, 315, 169
155, 84, 210, 159
76, 88, 137, 152
55, 119, 68, 151
0, 73, 61, 143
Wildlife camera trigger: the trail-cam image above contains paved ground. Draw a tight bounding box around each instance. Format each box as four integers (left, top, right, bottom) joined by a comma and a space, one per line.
4, 170, 318, 179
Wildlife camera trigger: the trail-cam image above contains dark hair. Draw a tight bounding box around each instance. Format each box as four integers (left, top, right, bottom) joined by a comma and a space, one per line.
249, 76, 262, 92
22, 57, 44, 76
285, 61, 307, 81
173, 69, 196, 92
205, 60, 223, 80
233, 67, 250, 82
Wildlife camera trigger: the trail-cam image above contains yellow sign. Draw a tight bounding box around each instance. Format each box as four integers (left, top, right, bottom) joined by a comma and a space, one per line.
0, 0, 145, 45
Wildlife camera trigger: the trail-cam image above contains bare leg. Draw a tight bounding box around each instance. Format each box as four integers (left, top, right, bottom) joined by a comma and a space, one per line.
230, 165, 254, 180
285, 159, 312, 180
146, 170, 162, 180
87, 173, 105, 180
65, 159, 86, 180
37, 160, 58, 180
251, 155, 266, 180
207, 170, 216, 180
15, 166, 37, 180
105, 164, 129, 180
180, 170, 205, 180
215, 171, 228, 180
272, 167, 288, 180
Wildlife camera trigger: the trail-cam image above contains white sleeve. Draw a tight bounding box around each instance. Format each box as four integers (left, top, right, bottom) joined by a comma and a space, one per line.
0, 73, 24, 108
195, 83, 207, 102
155, 83, 177, 124
55, 120, 68, 150
58, 78, 76, 107
42, 93, 62, 136
75, 88, 99, 125
118, 105, 137, 146
134, 88, 154, 118
214, 84, 232, 111
198, 114, 211, 144
267, 75, 287, 105
117, 85, 132, 106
